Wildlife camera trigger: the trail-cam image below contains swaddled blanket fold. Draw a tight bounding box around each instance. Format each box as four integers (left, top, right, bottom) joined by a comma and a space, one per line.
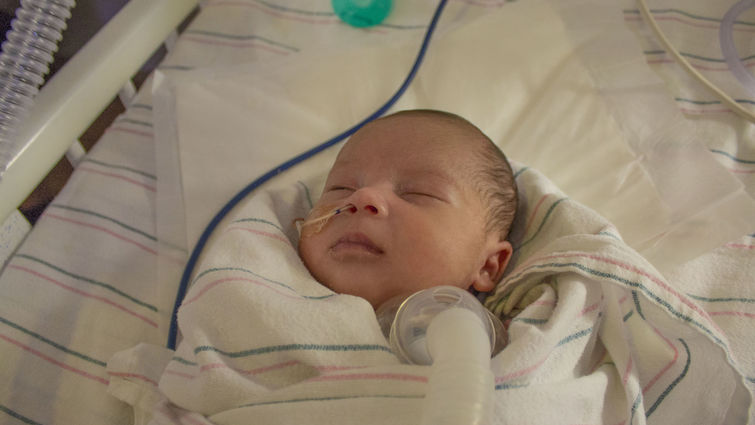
107, 164, 749, 424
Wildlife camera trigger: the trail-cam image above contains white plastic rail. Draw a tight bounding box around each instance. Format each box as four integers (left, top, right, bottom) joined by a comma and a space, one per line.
0, 0, 199, 224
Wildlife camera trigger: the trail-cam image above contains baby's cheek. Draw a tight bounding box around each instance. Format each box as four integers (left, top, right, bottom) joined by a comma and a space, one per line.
298, 233, 317, 264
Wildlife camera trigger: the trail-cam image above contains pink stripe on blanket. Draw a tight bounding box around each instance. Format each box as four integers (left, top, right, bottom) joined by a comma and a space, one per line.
621, 355, 633, 386
0, 333, 109, 385
496, 355, 548, 383
166, 361, 369, 381
45, 213, 159, 256
579, 301, 602, 317
679, 107, 733, 115
78, 167, 157, 192
523, 194, 551, 235
182, 36, 292, 55
642, 327, 679, 394
225, 226, 292, 246
199, 360, 299, 375
205, 1, 339, 25
9, 265, 159, 328
709, 311, 755, 319
182, 276, 302, 307
310, 372, 428, 383
108, 371, 159, 386
105, 126, 154, 139
726, 242, 755, 249
518, 252, 723, 333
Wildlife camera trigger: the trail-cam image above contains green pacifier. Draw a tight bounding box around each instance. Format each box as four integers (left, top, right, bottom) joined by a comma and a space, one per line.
332, 0, 393, 28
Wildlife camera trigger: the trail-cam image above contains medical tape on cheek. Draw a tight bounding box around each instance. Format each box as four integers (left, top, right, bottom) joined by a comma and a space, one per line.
297, 203, 356, 236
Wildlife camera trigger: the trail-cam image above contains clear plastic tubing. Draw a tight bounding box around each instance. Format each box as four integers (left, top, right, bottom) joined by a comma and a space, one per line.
0, 0, 76, 177
384, 286, 503, 425
719, 0, 755, 98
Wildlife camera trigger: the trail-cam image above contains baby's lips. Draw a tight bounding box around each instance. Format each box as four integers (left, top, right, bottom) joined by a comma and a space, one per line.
331, 232, 384, 254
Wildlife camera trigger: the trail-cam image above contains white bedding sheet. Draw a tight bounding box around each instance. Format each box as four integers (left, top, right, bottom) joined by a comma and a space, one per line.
159, 0, 754, 275
0, 0, 753, 424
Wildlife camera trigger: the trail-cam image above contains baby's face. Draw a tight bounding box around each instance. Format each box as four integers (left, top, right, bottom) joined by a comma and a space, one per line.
298, 115, 506, 309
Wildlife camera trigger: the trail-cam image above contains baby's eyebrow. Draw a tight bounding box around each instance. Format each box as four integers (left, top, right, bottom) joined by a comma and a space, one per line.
410, 168, 456, 184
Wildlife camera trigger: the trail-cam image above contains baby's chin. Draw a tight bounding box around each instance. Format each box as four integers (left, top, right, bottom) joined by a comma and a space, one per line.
315, 274, 396, 310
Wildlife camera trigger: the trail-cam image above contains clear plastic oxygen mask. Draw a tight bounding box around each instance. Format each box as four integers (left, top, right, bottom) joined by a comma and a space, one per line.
376, 286, 507, 425
377, 286, 507, 364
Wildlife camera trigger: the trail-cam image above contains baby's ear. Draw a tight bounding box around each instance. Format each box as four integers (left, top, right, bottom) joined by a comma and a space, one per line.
472, 240, 513, 292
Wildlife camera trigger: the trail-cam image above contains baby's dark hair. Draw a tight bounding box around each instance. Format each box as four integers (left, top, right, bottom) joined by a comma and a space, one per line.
386, 109, 518, 241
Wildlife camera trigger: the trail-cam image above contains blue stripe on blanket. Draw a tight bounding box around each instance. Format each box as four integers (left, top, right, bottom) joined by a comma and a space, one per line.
191, 267, 334, 299
632, 291, 646, 321
184, 29, 300, 52
231, 217, 286, 234
12, 254, 159, 312
298, 181, 314, 209
646, 339, 691, 418
0, 404, 44, 425
513, 166, 529, 179
686, 294, 755, 304
252, 0, 335, 17
629, 392, 643, 425
194, 343, 393, 358
495, 382, 529, 390
47, 204, 158, 242
114, 117, 153, 128
130, 103, 152, 111
172, 356, 197, 366
678, 98, 755, 106
512, 317, 548, 325
709, 149, 755, 164
0, 315, 107, 367
79, 158, 157, 180
515, 198, 569, 251
511, 261, 729, 355
556, 327, 593, 347
240, 393, 424, 409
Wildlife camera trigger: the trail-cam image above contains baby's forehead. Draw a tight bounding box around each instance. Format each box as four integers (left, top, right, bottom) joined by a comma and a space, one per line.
344, 117, 479, 155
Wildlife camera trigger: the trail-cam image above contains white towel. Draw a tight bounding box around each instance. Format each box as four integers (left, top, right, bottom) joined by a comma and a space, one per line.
107, 163, 750, 424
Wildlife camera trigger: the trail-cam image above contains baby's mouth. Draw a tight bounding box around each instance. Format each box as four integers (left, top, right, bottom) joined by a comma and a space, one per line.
330, 233, 384, 256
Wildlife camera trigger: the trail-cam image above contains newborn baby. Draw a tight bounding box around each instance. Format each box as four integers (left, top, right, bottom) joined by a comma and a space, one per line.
298, 109, 517, 309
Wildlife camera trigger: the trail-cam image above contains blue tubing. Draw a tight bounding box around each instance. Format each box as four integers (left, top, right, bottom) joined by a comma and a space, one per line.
167, 0, 448, 350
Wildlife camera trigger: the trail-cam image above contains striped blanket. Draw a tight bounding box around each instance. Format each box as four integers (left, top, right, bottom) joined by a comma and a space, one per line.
106, 164, 749, 424
1, 0, 754, 424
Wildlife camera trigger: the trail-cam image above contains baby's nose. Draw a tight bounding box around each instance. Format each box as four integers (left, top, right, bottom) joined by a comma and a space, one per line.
350, 187, 388, 217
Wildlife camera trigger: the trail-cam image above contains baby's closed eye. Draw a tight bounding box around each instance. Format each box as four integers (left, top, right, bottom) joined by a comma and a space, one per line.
399, 189, 447, 203
326, 185, 355, 193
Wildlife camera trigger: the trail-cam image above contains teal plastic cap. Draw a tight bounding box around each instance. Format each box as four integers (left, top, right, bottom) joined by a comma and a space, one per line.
332, 0, 392, 28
